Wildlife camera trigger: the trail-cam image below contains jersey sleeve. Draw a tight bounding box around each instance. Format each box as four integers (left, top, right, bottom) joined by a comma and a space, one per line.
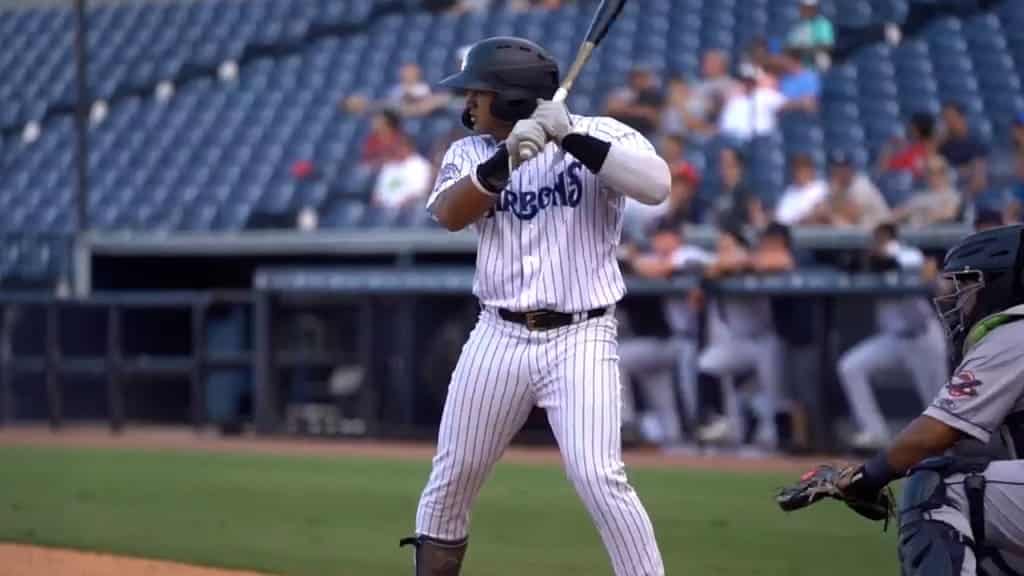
580, 116, 657, 154
923, 323, 1024, 443
426, 139, 484, 213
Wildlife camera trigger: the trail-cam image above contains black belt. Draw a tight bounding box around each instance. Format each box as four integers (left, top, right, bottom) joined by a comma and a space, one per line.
498, 307, 607, 331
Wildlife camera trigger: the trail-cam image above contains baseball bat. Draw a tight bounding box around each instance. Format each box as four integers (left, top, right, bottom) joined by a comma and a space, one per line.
518, 0, 627, 162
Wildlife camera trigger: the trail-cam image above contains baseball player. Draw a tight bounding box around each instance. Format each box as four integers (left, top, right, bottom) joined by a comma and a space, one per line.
837, 222, 948, 450
697, 224, 791, 451
618, 218, 713, 448
400, 37, 669, 575
778, 224, 1024, 575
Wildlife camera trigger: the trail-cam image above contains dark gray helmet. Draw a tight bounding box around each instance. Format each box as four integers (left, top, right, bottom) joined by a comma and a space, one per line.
933, 224, 1024, 356
440, 36, 559, 128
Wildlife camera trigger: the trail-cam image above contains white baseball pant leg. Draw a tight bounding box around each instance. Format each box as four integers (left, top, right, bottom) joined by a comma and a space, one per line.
538, 315, 665, 576
415, 311, 537, 541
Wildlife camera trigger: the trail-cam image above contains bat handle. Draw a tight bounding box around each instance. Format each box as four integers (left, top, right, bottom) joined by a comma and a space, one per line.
518, 41, 595, 164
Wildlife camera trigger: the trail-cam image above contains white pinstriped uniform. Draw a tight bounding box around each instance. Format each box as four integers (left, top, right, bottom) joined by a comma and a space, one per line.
415, 116, 665, 576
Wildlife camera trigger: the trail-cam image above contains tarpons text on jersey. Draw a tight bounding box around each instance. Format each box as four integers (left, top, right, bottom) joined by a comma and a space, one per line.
487, 161, 585, 220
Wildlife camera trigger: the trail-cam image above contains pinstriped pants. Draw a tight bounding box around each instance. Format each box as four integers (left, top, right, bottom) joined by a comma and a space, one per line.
415, 308, 665, 576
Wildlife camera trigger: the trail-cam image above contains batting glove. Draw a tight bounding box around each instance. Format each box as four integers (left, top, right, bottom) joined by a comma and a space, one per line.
531, 99, 572, 143
506, 118, 548, 171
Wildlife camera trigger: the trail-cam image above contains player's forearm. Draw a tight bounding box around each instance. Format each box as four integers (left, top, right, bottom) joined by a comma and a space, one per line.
429, 176, 497, 231
859, 415, 962, 492
429, 147, 509, 231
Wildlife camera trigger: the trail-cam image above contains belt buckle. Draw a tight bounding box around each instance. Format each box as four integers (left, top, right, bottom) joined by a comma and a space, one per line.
528, 309, 552, 327
525, 310, 547, 331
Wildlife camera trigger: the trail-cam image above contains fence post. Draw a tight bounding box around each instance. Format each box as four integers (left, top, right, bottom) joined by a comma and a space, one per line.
45, 302, 61, 430
106, 305, 124, 433
253, 292, 275, 434
0, 305, 13, 427
191, 301, 205, 432
359, 298, 376, 436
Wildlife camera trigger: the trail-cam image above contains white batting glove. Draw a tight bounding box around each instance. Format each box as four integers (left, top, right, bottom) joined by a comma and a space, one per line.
506, 118, 548, 171
532, 99, 572, 142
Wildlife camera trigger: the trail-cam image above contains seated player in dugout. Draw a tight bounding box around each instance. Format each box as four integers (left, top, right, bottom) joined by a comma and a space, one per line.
696, 223, 795, 451
802, 224, 1024, 575
836, 222, 948, 451
617, 217, 714, 449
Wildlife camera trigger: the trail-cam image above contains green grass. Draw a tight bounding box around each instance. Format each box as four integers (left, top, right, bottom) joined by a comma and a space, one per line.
0, 445, 898, 575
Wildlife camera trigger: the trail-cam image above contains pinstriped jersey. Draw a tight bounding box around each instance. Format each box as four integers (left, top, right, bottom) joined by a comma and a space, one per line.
427, 116, 658, 313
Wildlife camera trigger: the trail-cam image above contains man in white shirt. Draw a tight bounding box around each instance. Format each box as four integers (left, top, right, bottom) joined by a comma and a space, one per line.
719, 62, 785, 142
372, 135, 433, 210
775, 152, 829, 225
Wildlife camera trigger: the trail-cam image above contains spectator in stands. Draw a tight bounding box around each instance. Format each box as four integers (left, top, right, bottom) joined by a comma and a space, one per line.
660, 76, 695, 137
371, 134, 433, 211
1002, 152, 1024, 224
809, 150, 890, 228
693, 50, 740, 130
891, 154, 961, 227
510, 0, 564, 10
719, 62, 785, 142
342, 64, 449, 118
987, 112, 1024, 192
664, 162, 706, 226
658, 133, 686, 167
938, 101, 989, 199
786, 0, 834, 69
605, 65, 663, 136
713, 146, 767, 231
878, 112, 937, 181
776, 49, 821, 114
360, 110, 406, 167
774, 153, 829, 225
975, 208, 1007, 231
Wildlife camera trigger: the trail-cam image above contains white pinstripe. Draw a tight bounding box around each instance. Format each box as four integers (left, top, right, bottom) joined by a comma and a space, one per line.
417, 116, 665, 575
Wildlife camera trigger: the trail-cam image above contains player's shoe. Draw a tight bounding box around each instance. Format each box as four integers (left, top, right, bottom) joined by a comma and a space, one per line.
697, 415, 741, 445
848, 430, 887, 451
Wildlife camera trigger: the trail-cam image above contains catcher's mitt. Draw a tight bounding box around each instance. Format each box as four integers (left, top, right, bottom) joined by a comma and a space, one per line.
776, 464, 895, 527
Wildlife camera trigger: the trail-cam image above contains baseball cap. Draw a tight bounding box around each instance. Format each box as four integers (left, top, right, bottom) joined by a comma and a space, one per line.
800, 0, 818, 6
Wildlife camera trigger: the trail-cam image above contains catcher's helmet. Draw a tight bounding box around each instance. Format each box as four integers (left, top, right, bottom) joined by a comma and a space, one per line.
440, 36, 560, 129
933, 224, 1024, 357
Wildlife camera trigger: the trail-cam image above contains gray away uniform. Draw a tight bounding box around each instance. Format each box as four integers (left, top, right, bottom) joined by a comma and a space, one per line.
906, 306, 1024, 575
698, 293, 784, 447
839, 242, 948, 444
619, 246, 712, 444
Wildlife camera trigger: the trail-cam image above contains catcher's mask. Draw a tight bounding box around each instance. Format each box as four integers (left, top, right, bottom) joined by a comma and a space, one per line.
933, 224, 1024, 360
933, 268, 984, 353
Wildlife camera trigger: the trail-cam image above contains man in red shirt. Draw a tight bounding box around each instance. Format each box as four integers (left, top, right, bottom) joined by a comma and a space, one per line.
880, 112, 936, 180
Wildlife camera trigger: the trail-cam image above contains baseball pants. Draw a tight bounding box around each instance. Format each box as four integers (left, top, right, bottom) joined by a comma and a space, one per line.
917, 460, 1024, 575
838, 324, 947, 440
415, 308, 665, 576
697, 334, 784, 446
619, 336, 698, 444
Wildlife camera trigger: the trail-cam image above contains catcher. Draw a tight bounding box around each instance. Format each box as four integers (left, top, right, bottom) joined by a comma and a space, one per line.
778, 223, 1024, 575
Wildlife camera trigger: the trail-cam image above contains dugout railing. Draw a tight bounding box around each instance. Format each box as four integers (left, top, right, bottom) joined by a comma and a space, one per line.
0, 268, 938, 453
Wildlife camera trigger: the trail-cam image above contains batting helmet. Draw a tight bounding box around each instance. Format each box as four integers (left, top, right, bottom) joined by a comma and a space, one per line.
933, 224, 1024, 357
440, 36, 560, 130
